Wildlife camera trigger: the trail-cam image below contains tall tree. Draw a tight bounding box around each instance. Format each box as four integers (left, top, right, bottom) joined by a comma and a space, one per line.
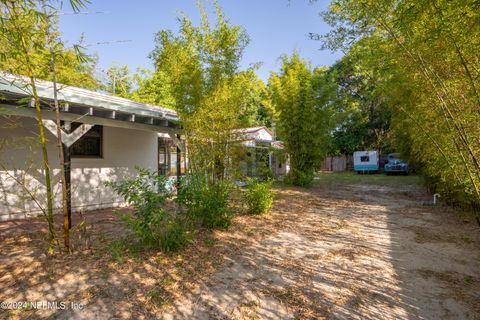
327, 51, 393, 156
148, 2, 255, 181
0, 8, 98, 90
321, 0, 480, 217
102, 63, 132, 98
269, 53, 335, 186
130, 68, 175, 108
0, 0, 91, 252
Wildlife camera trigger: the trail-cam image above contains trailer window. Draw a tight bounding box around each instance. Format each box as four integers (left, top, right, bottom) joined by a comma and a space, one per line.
360, 155, 370, 162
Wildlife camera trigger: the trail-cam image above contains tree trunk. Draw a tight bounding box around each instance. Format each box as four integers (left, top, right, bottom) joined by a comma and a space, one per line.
30, 77, 57, 253
50, 55, 70, 253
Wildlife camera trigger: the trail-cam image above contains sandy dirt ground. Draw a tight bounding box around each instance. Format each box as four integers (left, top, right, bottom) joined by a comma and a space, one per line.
0, 174, 479, 319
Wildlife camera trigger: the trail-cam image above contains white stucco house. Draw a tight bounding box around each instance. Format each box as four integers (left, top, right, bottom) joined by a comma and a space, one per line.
0, 73, 184, 222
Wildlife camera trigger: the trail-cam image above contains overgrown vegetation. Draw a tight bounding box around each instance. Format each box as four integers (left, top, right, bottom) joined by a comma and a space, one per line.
1, 0, 279, 254
313, 172, 421, 187
177, 175, 234, 229
132, 2, 276, 229
104, 3, 282, 251
107, 167, 191, 252
269, 53, 336, 187
148, 3, 263, 181
318, 0, 480, 220
243, 178, 274, 215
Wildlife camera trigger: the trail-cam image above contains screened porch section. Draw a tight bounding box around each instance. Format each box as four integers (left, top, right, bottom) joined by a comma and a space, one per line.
158, 136, 186, 177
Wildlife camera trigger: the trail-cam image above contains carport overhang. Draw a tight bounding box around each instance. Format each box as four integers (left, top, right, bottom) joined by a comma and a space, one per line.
0, 72, 180, 135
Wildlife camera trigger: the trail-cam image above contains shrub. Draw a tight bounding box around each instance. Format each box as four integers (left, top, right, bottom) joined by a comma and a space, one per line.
285, 168, 314, 187
177, 175, 234, 229
107, 167, 190, 252
257, 165, 275, 181
243, 178, 274, 215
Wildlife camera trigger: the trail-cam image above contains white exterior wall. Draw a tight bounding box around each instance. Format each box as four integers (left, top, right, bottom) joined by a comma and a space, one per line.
252, 128, 272, 141
0, 117, 158, 221
241, 128, 272, 142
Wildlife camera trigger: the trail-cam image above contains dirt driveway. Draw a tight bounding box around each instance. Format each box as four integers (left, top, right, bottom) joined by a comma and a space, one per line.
1, 173, 479, 319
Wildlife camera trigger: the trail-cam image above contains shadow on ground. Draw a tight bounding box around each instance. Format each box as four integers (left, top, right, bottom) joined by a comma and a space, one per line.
1, 174, 479, 319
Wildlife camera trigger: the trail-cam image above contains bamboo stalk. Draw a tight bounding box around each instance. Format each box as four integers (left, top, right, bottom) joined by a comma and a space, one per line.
9, 1, 57, 253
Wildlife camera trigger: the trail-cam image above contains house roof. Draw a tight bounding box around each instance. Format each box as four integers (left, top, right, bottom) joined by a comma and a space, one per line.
233, 126, 285, 150
232, 126, 273, 136
0, 72, 179, 132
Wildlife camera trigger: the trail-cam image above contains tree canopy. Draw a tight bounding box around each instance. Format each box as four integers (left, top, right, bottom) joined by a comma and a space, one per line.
143, 2, 260, 180
321, 0, 480, 215
0, 3, 98, 90
326, 48, 393, 156
101, 63, 132, 98
269, 53, 336, 186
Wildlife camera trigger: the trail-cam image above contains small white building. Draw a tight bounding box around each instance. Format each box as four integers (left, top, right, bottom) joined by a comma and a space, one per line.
233, 126, 289, 177
0, 73, 183, 221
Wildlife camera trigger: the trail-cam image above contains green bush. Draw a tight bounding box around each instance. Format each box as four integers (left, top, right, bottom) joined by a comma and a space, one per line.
257, 165, 275, 181
243, 178, 274, 215
285, 168, 314, 187
177, 175, 234, 229
107, 167, 190, 252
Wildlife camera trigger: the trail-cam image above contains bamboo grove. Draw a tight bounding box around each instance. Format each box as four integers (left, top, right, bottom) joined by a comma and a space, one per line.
321, 0, 480, 220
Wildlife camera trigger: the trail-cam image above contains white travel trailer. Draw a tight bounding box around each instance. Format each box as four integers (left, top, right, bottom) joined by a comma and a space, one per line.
353, 150, 379, 173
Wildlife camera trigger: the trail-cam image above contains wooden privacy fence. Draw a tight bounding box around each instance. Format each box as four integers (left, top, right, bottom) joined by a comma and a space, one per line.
320, 155, 353, 172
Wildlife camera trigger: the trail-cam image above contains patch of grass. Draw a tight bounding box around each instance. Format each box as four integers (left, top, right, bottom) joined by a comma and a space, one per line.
242, 227, 255, 236
159, 275, 174, 286
174, 254, 184, 267
146, 288, 168, 307
98, 232, 107, 242
203, 237, 216, 248
109, 238, 143, 262
110, 239, 127, 262
126, 242, 143, 262
202, 252, 212, 262
313, 172, 421, 187
464, 275, 474, 284
156, 255, 165, 264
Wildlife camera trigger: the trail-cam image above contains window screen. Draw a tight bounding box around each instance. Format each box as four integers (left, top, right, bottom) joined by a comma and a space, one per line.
71, 125, 103, 158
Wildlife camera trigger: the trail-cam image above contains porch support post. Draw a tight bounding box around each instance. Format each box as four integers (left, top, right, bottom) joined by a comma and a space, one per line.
168, 133, 183, 151
42, 118, 94, 229
63, 121, 72, 229
176, 134, 181, 190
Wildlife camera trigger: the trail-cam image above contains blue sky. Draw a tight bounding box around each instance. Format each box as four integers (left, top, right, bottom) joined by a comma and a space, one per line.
59, 0, 342, 82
